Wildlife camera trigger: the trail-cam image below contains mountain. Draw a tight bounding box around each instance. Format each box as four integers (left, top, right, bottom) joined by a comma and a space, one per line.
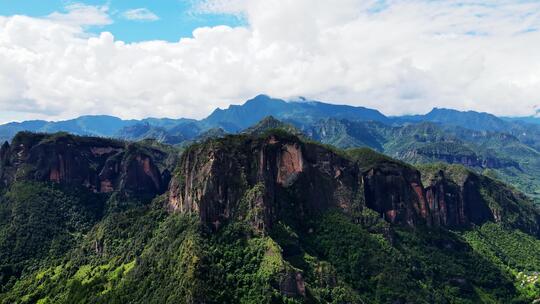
241, 116, 303, 136
0, 116, 197, 144
170, 130, 538, 233
304, 119, 387, 151
1, 95, 539, 204
395, 108, 514, 132
395, 108, 540, 152
0, 130, 539, 303
203, 94, 390, 132
297, 118, 540, 203
0, 132, 175, 196
0, 95, 390, 143
116, 122, 203, 146
1, 96, 537, 147
0, 116, 138, 143
503, 116, 540, 125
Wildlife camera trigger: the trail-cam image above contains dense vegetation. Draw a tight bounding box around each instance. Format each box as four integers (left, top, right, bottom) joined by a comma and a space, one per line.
1, 185, 538, 303
0, 122, 539, 302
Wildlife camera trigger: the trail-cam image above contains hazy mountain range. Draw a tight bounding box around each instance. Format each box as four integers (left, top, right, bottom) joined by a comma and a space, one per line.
2, 94, 538, 143
2, 95, 539, 203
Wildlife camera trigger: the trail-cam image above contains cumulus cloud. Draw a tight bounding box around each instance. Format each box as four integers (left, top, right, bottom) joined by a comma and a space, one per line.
1, 0, 540, 123
122, 8, 160, 22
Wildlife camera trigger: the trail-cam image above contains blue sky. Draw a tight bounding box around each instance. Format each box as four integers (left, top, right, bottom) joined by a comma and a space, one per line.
0, 0, 243, 42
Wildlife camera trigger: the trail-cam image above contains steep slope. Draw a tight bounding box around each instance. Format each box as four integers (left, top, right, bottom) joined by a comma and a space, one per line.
169, 132, 539, 234
299, 118, 539, 203
0, 132, 174, 196
396, 108, 540, 152
0, 130, 539, 303
304, 119, 386, 151
396, 108, 513, 132
116, 123, 188, 145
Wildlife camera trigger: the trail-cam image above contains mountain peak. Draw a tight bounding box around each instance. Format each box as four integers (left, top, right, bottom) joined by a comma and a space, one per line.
428, 107, 495, 117
245, 94, 274, 104
242, 116, 303, 136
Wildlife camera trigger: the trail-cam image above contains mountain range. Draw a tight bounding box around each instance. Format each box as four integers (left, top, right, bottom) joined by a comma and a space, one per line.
0, 128, 539, 303
2, 95, 539, 204
1, 96, 540, 302
2, 95, 538, 143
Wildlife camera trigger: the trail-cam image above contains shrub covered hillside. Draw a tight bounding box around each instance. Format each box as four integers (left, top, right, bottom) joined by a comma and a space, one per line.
0, 131, 539, 303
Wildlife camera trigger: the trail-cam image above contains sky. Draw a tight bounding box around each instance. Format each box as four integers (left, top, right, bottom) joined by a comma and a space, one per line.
0, 0, 539, 123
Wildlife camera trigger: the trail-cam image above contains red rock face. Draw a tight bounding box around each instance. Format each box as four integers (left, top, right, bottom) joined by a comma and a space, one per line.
0, 133, 168, 197
277, 143, 304, 186
168, 135, 361, 230
362, 164, 425, 227
424, 178, 463, 226
169, 134, 505, 231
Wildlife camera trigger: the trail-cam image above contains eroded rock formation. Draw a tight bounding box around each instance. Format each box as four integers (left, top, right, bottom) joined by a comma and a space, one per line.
169, 134, 361, 230
169, 132, 538, 235
0, 132, 170, 196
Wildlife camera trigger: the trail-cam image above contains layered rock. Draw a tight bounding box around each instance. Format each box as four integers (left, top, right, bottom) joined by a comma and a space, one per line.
169, 133, 361, 230
422, 170, 492, 226
362, 162, 428, 226
0, 132, 170, 196
169, 132, 539, 235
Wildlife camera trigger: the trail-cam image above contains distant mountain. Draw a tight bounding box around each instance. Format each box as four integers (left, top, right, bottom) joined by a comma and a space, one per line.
1, 95, 538, 145
116, 123, 186, 145
0, 115, 139, 143
241, 116, 303, 136
304, 118, 387, 151
0, 116, 197, 144
117, 120, 202, 145
0, 95, 390, 143
395, 108, 514, 132
503, 116, 540, 125
1, 96, 539, 203
297, 118, 539, 203
203, 94, 390, 131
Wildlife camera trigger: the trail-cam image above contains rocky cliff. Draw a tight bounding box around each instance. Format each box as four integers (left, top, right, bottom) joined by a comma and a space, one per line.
169, 132, 540, 235
0, 132, 172, 196
2, 131, 537, 235
168, 132, 361, 231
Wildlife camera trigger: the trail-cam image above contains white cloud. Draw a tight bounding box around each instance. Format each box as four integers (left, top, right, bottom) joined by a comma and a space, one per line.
47, 3, 112, 27
122, 8, 160, 22
195, 0, 247, 15
1, 0, 540, 123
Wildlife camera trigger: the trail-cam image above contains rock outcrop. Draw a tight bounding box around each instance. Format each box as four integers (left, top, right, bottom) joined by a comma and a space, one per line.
421, 170, 492, 227
0, 132, 170, 196
168, 132, 540, 235
168, 133, 361, 231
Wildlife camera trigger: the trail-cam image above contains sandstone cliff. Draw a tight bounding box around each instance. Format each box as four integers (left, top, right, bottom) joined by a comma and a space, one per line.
0, 132, 171, 196
169, 132, 540, 236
